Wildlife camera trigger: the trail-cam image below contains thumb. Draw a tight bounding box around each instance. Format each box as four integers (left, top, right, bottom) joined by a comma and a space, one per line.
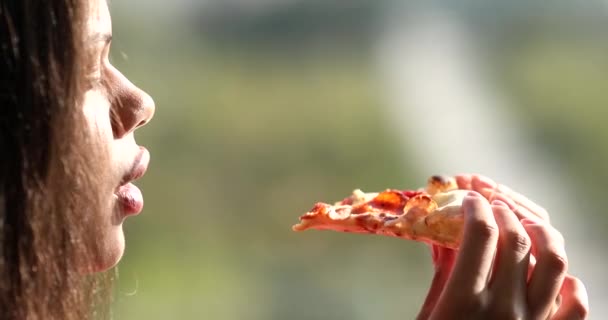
417, 245, 456, 320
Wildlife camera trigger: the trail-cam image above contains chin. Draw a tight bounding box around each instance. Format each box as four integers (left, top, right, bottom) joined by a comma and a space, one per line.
81, 190, 137, 273
89, 224, 126, 273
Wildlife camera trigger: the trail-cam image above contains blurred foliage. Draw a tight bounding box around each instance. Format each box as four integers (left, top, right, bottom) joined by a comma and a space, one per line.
495, 20, 608, 231
193, 0, 381, 47
107, 2, 608, 319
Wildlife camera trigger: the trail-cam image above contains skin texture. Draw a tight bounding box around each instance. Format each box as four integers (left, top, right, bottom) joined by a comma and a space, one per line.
416, 174, 589, 320
84, 0, 155, 271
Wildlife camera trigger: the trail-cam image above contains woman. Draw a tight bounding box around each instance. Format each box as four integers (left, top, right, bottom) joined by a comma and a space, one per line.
0, 0, 154, 318
0, 1, 588, 320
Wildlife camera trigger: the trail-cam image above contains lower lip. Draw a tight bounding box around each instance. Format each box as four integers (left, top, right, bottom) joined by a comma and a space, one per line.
115, 183, 144, 215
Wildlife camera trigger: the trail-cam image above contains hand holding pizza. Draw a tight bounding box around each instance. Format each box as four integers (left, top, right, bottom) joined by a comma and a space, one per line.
417, 175, 589, 320
291, 174, 589, 319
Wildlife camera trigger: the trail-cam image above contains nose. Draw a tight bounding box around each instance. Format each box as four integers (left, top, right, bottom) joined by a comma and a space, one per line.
109, 69, 155, 138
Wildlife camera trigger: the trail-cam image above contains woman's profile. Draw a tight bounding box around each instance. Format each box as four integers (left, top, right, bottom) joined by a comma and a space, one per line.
0, 0, 153, 318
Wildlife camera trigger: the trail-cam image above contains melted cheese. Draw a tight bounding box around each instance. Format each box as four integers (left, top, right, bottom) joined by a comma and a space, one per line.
432, 189, 468, 215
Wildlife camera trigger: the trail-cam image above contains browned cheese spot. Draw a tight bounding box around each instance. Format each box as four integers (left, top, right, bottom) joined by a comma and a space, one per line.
300, 203, 328, 219
426, 175, 458, 195
351, 204, 372, 215
370, 190, 407, 212
403, 195, 436, 214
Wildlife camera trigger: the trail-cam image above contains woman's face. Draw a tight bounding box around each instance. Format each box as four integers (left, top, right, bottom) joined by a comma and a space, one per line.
84, 0, 155, 271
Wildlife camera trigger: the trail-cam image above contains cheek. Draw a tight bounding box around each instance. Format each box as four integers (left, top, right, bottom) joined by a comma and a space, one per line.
76, 90, 128, 272
82, 90, 114, 141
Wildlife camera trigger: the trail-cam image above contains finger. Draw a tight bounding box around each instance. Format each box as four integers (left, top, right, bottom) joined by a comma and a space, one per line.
454, 174, 473, 190
522, 219, 568, 319
496, 183, 550, 222
488, 193, 543, 223
417, 245, 457, 320
521, 224, 537, 282
528, 253, 537, 282
513, 205, 545, 224
441, 192, 498, 299
455, 174, 513, 208
551, 275, 589, 320
471, 174, 550, 222
430, 243, 456, 268
488, 201, 531, 314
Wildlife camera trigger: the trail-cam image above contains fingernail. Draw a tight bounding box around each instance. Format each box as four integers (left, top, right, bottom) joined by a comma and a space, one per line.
473, 175, 496, 189
520, 218, 537, 225
492, 193, 517, 209
466, 191, 481, 198
491, 200, 508, 207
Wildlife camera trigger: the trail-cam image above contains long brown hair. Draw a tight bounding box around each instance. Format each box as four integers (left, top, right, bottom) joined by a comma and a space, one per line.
0, 0, 113, 319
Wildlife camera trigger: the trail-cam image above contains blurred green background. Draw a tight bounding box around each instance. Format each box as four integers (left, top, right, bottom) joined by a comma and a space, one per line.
108, 1, 607, 319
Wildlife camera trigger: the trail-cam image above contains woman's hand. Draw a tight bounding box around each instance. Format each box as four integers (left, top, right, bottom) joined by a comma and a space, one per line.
454, 173, 549, 222
416, 191, 589, 319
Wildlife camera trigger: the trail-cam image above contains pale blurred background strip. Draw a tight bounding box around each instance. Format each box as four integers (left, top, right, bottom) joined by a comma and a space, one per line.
377, 4, 605, 318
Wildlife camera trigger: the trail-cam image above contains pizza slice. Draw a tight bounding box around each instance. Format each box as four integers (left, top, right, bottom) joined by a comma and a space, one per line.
292, 175, 468, 249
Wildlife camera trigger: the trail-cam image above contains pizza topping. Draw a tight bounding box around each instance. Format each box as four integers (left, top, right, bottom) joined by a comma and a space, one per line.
426, 175, 458, 196
369, 190, 407, 212
298, 203, 326, 220
345, 189, 378, 206
351, 204, 372, 215
404, 194, 434, 212
328, 206, 351, 220
339, 197, 353, 205
432, 189, 469, 213
402, 190, 424, 198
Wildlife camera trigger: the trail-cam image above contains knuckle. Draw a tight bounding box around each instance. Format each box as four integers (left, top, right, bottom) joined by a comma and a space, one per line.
471, 219, 499, 241
504, 231, 531, 254
543, 250, 569, 274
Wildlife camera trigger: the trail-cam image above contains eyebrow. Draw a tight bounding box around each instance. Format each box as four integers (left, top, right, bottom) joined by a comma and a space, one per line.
91, 32, 113, 44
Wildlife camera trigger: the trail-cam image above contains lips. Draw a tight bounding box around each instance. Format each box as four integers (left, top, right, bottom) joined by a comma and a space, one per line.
115, 183, 144, 215
115, 147, 149, 216
120, 147, 150, 186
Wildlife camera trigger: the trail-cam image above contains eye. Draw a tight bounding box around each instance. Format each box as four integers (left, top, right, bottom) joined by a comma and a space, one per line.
85, 66, 104, 89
